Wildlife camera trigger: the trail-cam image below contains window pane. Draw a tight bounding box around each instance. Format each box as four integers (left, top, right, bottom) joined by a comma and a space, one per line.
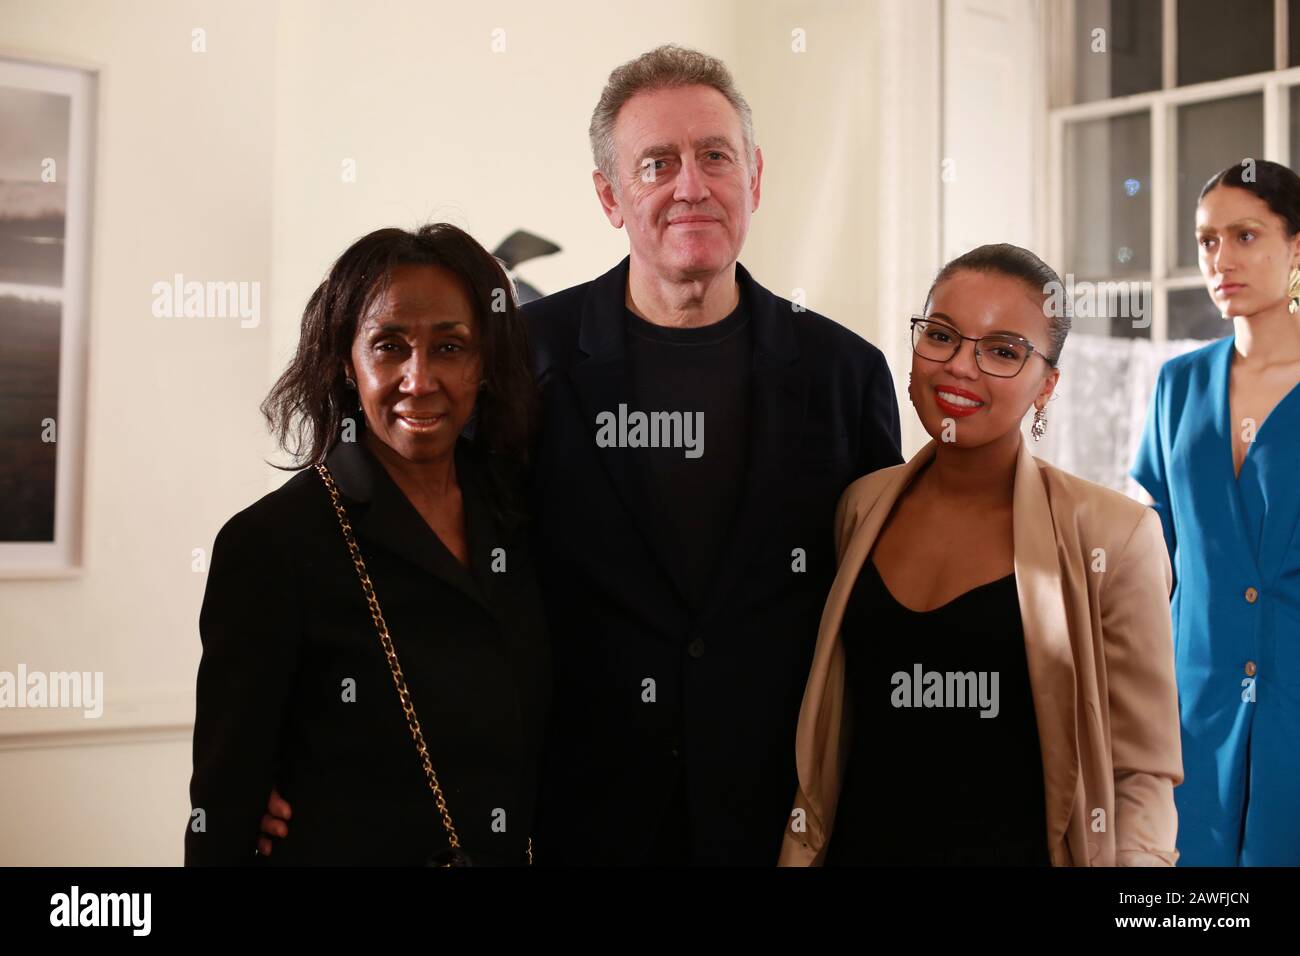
1169, 287, 1233, 340
1065, 112, 1151, 279
1292, 0, 1300, 66
1178, 0, 1274, 86
1069, 277, 1153, 339
1074, 0, 1162, 104
1175, 94, 1264, 270
1291, 86, 1300, 162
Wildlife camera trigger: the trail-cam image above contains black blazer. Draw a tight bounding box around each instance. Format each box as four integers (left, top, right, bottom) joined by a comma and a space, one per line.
185, 436, 551, 866
524, 257, 902, 864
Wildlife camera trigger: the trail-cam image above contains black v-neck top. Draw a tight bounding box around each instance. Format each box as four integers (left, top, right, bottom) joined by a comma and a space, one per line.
824, 556, 1050, 866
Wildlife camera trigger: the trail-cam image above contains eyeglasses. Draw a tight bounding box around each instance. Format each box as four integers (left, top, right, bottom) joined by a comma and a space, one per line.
909, 317, 1053, 378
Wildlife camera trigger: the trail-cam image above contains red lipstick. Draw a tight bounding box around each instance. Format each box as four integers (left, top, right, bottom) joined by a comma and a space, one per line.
933, 385, 985, 418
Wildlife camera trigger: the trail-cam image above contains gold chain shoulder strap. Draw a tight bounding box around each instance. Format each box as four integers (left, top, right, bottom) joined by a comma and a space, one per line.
316, 463, 462, 853
314, 462, 533, 866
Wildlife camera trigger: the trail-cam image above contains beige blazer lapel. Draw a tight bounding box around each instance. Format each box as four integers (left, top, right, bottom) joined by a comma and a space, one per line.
786, 442, 937, 862
1011, 435, 1080, 863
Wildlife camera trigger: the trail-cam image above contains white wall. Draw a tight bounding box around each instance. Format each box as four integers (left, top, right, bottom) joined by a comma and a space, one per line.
876, 0, 945, 458
875, 0, 1046, 458
267, 1, 883, 381
733, 1, 879, 346
0, 0, 277, 864
267, 0, 745, 387
0, 0, 893, 864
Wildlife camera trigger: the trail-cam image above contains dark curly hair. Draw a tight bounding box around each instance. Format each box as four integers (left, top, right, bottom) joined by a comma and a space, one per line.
261, 223, 538, 527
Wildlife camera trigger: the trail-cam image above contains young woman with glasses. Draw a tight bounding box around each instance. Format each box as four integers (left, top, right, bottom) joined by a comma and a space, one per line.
779, 243, 1183, 866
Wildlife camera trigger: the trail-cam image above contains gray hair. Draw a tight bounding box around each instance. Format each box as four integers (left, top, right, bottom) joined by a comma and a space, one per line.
589, 44, 757, 191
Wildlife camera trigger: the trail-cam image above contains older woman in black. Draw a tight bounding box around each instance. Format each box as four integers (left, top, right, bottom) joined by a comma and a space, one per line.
184, 224, 549, 866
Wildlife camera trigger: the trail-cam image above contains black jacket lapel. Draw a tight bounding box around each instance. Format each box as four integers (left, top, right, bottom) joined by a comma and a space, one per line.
323, 436, 492, 612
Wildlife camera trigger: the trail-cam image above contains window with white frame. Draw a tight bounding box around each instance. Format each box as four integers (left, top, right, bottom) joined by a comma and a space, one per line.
1037, 0, 1300, 494
1050, 0, 1300, 339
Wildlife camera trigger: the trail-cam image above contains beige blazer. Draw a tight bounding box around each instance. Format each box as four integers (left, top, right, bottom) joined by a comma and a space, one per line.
778, 435, 1183, 867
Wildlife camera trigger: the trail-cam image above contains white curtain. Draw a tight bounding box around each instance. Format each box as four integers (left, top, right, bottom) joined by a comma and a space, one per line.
1030, 333, 1215, 499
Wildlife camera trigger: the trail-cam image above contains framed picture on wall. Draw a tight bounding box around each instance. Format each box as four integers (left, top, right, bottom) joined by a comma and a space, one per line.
0, 55, 95, 576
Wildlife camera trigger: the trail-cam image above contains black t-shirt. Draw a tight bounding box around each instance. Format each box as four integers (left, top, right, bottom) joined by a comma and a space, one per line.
625, 290, 752, 865
623, 290, 752, 615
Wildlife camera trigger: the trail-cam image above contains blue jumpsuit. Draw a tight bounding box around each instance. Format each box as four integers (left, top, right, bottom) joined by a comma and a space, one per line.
1132, 334, 1300, 866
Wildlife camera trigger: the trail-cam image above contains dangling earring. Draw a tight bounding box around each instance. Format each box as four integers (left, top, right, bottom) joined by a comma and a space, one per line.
1287, 267, 1300, 314
907, 371, 915, 406
1031, 405, 1048, 442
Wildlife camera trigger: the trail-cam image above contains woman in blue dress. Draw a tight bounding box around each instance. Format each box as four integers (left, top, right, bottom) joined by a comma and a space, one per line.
1133, 159, 1300, 866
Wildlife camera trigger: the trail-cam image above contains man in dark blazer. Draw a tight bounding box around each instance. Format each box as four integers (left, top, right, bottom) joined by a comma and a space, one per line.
524, 45, 902, 865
